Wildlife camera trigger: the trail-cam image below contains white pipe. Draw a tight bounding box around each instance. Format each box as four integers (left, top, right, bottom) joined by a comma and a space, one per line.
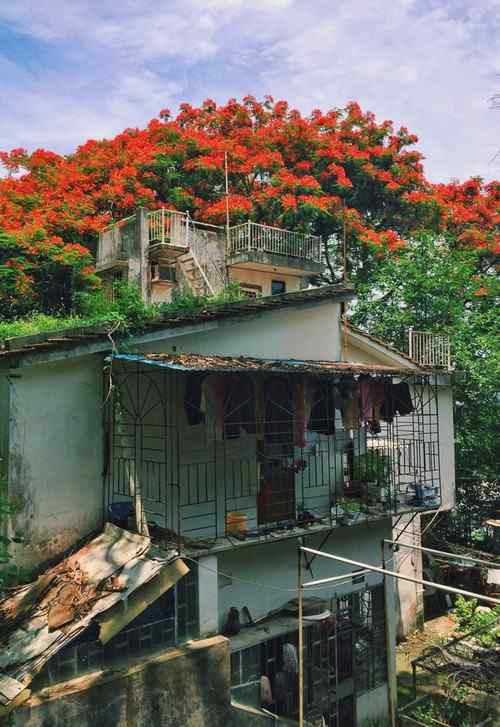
383, 539, 498, 568
301, 570, 369, 588
300, 546, 500, 607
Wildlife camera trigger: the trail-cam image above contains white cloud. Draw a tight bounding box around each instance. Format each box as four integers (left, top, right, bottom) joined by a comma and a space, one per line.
0, 0, 499, 181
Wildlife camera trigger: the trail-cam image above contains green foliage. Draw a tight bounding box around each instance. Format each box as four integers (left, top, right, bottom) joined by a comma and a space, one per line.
351, 450, 391, 485
0, 281, 247, 343
0, 228, 96, 319
453, 595, 500, 647
409, 692, 488, 727
351, 232, 499, 493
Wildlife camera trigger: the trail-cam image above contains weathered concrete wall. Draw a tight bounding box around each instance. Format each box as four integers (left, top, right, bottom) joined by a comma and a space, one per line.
139, 300, 342, 362
217, 521, 392, 626
4, 637, 232, 727
438, 385, 455, 511
356, 684, 389, 724
394, 514, 424, 639
7, 355, 104, 569
228, 266, 302, 297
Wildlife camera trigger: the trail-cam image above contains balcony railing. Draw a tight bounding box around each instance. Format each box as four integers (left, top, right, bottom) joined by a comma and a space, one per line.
409, 329, 452, 370
148, 209, 190, 247
104, 362, 442, 549
228, 221, 322, 264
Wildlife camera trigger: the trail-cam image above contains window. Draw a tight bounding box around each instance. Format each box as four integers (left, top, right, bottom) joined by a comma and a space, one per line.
240, 283, 262, 298
271, 280, 286, 296
151, 263, 176, 283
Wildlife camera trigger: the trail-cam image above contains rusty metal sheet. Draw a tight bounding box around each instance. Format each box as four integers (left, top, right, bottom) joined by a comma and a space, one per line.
0, 524, 181, 711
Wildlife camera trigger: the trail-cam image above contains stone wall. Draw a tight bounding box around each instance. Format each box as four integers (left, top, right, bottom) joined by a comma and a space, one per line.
3, 637, 233, 727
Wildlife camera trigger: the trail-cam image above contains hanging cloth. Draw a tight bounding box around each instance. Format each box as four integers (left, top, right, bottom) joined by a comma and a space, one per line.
184, 372, 207, 425
293, 378, 315, 448
260, 675, 273, 707
359, 376, 386, 433
381, 381, 414, 420
282, 642, 299, 674
200, 373, 226, 440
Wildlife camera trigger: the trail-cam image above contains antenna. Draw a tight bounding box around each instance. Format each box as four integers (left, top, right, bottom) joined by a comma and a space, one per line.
224, 150, 230, 253
342, 200, 348, 281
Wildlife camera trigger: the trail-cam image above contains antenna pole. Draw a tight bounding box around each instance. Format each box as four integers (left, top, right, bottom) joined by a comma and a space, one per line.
342, 201, 347, 281
225, 151, 230, 254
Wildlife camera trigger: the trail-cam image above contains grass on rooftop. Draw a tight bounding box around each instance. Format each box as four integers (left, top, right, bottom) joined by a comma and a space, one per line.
0, 283, 245, 342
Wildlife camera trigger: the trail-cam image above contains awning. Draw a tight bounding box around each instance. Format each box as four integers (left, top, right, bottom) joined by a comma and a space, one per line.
0, 524, 187, 716
112, 352, 426, 377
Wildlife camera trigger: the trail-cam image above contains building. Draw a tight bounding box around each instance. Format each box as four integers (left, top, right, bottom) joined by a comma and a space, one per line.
95, 207, 323, 302
0, 215, 455, 727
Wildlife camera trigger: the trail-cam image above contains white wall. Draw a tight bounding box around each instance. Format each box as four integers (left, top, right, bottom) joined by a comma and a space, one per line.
8, 356, 104, 569
438, 386, 455, 510
217, 521, 392, 626
139, 301, 342, 362
393, 513, 424, 639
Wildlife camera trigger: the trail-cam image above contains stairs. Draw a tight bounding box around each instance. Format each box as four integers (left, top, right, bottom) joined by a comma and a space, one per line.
177, 251, 212, 297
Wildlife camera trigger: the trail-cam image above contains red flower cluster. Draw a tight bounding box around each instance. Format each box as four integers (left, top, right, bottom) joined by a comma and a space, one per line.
0, 95, 498, 312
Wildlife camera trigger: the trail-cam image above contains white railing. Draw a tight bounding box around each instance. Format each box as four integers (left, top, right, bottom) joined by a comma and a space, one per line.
148, 209, 190, 247
187, 219, 227, 295
228, 221, 322, 263
409, 329, 452, 370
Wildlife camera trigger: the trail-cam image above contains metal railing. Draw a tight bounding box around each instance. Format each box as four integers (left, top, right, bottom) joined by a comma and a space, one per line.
105, 364, 442, 547
228, 221, 322, 264
409, 329, 452, 370
148, 209, 190, 247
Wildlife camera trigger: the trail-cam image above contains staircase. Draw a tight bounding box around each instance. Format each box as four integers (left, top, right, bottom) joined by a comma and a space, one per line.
177, 251, 213, 297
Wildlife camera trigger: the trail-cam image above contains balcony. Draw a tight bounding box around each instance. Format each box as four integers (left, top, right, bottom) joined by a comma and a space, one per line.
228, 221, 323, 276
104, 353, 442, 554
96, 215, 136, 271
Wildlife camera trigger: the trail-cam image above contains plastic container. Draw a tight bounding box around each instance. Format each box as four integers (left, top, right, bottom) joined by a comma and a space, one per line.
226, 511, 247, 534
108, 501, 134, 527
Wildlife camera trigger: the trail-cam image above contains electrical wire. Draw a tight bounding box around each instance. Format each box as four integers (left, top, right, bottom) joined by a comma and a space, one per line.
182, 554, 370, 594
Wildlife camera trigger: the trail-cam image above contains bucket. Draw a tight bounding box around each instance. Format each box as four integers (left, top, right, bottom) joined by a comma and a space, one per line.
226, 511, 247, 534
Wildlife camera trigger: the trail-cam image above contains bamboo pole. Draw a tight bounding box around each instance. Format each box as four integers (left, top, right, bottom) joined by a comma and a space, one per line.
298, 539, 304, 727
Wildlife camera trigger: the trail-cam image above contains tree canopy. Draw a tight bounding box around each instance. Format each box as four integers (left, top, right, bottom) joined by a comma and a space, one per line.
1, 96, 498, 262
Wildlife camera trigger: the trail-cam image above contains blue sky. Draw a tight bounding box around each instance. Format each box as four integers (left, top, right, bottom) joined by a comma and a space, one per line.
1, 0, 499, 182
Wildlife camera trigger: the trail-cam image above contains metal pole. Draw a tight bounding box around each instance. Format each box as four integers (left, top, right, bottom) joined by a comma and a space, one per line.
298, 539, 304, 727
382, 541, 397, 727
299, 546, 500, 606
383, 539, 497, 568
224, 151, 230, 255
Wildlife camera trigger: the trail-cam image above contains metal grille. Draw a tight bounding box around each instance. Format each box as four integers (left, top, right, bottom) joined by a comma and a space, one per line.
104, 362, 442, 544
230, 586, 387, 727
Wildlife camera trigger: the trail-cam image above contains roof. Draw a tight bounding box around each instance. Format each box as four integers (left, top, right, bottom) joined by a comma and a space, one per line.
0, 524, 186, 715
346, 323, 422, 367
0, 284, 353, 364
113, 351, 430, 377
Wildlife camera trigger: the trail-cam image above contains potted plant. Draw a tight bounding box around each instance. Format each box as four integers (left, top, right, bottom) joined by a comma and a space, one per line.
350, 450, 391, 504
339, 498, 366, 525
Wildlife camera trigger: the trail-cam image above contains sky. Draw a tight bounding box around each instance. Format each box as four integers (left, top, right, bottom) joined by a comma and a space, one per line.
0, 0, 499, 182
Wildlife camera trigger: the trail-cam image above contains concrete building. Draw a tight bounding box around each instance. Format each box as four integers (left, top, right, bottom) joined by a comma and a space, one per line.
0, 214, 455, 726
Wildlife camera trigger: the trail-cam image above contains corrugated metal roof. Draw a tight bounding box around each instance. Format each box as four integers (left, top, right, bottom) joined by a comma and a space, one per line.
112, 352, 429, 377
0, 524, 184, 714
